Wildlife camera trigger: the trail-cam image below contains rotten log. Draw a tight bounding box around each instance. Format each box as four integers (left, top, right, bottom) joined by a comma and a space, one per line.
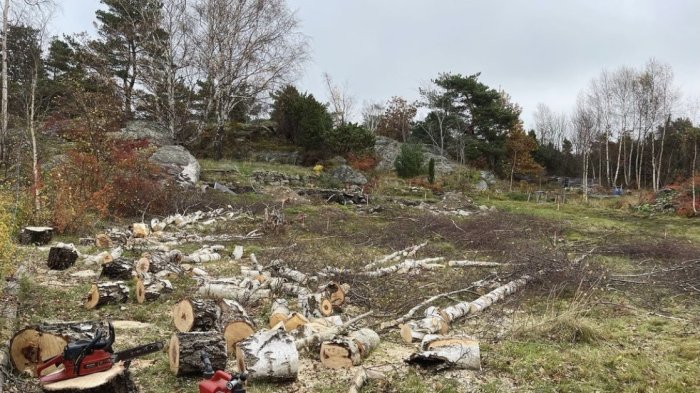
100, 258, 135, 280
406, 334, 481, 371
47, 245, 79, 271
19, 226, 53, 245
219, 299, 255, 354
168, 331, 227, 376
41, 362, 138, 393
236, 327, 299, 381
320, 328, 380, 369
84, 282, 129, 309
172, 299, 221, 332
9, 321, 105, 376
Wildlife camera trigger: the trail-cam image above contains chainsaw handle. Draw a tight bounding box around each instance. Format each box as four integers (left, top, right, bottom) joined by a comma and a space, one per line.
36, 354, 64, 377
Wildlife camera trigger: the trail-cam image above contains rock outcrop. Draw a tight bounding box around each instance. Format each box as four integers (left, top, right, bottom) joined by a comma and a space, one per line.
149, 145, 201, 185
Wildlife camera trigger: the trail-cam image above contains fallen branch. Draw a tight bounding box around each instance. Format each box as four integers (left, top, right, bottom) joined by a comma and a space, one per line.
447, 260, 504, 268
347, 368, 386, 393
362, 242, 428, 271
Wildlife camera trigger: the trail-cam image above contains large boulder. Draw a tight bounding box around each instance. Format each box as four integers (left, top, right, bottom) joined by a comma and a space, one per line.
149, 145, 200, 185
113, 120, 173, 146
374, 136, 456, 175
330, 165, 367, 185
249, 150, 300, 165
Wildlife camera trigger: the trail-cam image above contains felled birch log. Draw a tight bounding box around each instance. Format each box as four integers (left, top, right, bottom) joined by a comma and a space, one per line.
219, 299, 255, 353
406, 334, 481, 371
197, 279, 271, 305
147, 250, 184, 277
295, 311, 373, 351
9, 321, 105, 376
362, 242, 428, 271
400, 306, 449, 343
150, 218, 166, 232
84, 282, 129, 309
320, 328, 380, 369
236, 327, 299, 381
84, 247, 123, 265
440, 274, 534, 322
172, 299, 221, 332
100, 258, 135, 280
267, 260, 314, 284
168, 331, 227, 376
135, 274, 173, 303
47, 244, 79, 270
131, 223, 150, 238
232, 246, 244, 260
183, 246, 222, 263
447, 260, 504, 268
269, 298, 291, 328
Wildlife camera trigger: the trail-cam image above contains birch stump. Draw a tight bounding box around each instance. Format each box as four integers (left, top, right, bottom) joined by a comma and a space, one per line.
172, 299, 221, 332
169, 332, 227, 376
41, 363, 138, 393
219, 299, 255, 354
320, 328, 380, 369
9, 321, 105, 376
406, 335, 481, 371
47, 245, 78, 270
236, 328, 299, 381
84, 282, 129, 309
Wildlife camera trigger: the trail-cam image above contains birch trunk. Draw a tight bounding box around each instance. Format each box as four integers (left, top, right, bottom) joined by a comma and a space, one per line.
406, 334, 481, 371
236, 328, 299, 381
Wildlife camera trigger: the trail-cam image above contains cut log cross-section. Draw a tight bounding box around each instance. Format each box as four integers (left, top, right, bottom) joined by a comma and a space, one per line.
406, 334, 481, 371
135, 274, 173, 303
169, 332, 227, 376
47, 245, 79, 270
84, 282, 129, 309
9, 321, 105, 376
172, 299, 221, 332
269, 299, 290, 328
134, 258, 150, 275
320, 328, 380, 369
41, 362, 138, 393
236, 327, 299, 381
100, 258, 135, 280
219, 299, 255, 354
283, 313, 309, 332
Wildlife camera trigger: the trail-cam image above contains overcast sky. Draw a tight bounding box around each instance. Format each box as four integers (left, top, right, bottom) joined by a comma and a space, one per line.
50, 0, 700, 127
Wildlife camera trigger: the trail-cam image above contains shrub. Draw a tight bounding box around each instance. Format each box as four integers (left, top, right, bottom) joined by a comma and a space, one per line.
428, 158, 435, 184
271, 85, 333, 151
394, 144, 425, 178
347, 152, 378, 172
0, 192, 15, 278
323, 123, 375, 155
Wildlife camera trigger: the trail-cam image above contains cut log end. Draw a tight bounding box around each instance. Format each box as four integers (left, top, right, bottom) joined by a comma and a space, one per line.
168, 334, 181, 374
320, 343, 352, 369
319, 298, 334, 317
84, 285, 100, 310
172, 300, 195, 332
10, 330, 67, 376
41, 363, 138, 393
223, 322, 255, 354
169, 332, 227, 376
283, 313, 309, 331
135, 279, 146, 304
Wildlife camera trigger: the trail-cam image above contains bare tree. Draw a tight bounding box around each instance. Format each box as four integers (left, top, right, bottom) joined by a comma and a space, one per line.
533, 103, 568, 148
417, 85, 452, 157
323, 72, 354, 126
192, 0, 307, 159
572, 94, 595, 202
361, 100, 383, 133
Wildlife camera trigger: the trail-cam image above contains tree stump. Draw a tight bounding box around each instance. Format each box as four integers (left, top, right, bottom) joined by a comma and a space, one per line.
320, 328, 380, 369
236, 327, 299, 381
47, 245, 78, 271
406, 334, 481, 371
168, 332, 227, 376
19, 226, 53, 245
218, 299, 255, 354
84, 282, 130, 309
172, 299, 221, 332
9, 321, 105, 376
41, 363, 138, 393
101, 258, 135, 280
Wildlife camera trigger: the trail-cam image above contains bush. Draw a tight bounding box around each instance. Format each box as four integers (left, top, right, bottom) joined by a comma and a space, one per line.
0, 192, 16, 278
394, 144, 425, 178
323, 123, 375, 155
271, 85, 332, 152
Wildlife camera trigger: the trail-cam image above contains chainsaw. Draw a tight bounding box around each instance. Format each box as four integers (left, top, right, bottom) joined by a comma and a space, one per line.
198, 351, 247, 393
36, 321, 163, 384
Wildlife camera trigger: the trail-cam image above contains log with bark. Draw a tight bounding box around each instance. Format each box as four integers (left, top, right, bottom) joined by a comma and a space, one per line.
172, 299, 221, 332
9, 321, 105, 376
298, 292, 334, 318
100, 258, 136, 280
47, 244, 79, 270
295, 311, 373, 351
320, 328, 380, 369
19, 226, 54, 245
269, 298, 291, 328
197, 279, 270, 305
84, 247, 123, 266
362, 241, 428, 270
322, 258, 444, 278
135, 274, 173, 303
84, 282, 129, 309
236, 327, 299, 381
406, 334, 481, 371
232, 245, 244, 260
168, 331, 227, 376
95, 234, 113, 249
218, 299, 255, 354
283, 313, 309, 331
41, 362, 138, 393
183, 246, 222, 263
266, 260, 314, 284
447, 260, 504, 268
131, 223, 150, 238
399, 274, 534, 342
347, 368, 386, 393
